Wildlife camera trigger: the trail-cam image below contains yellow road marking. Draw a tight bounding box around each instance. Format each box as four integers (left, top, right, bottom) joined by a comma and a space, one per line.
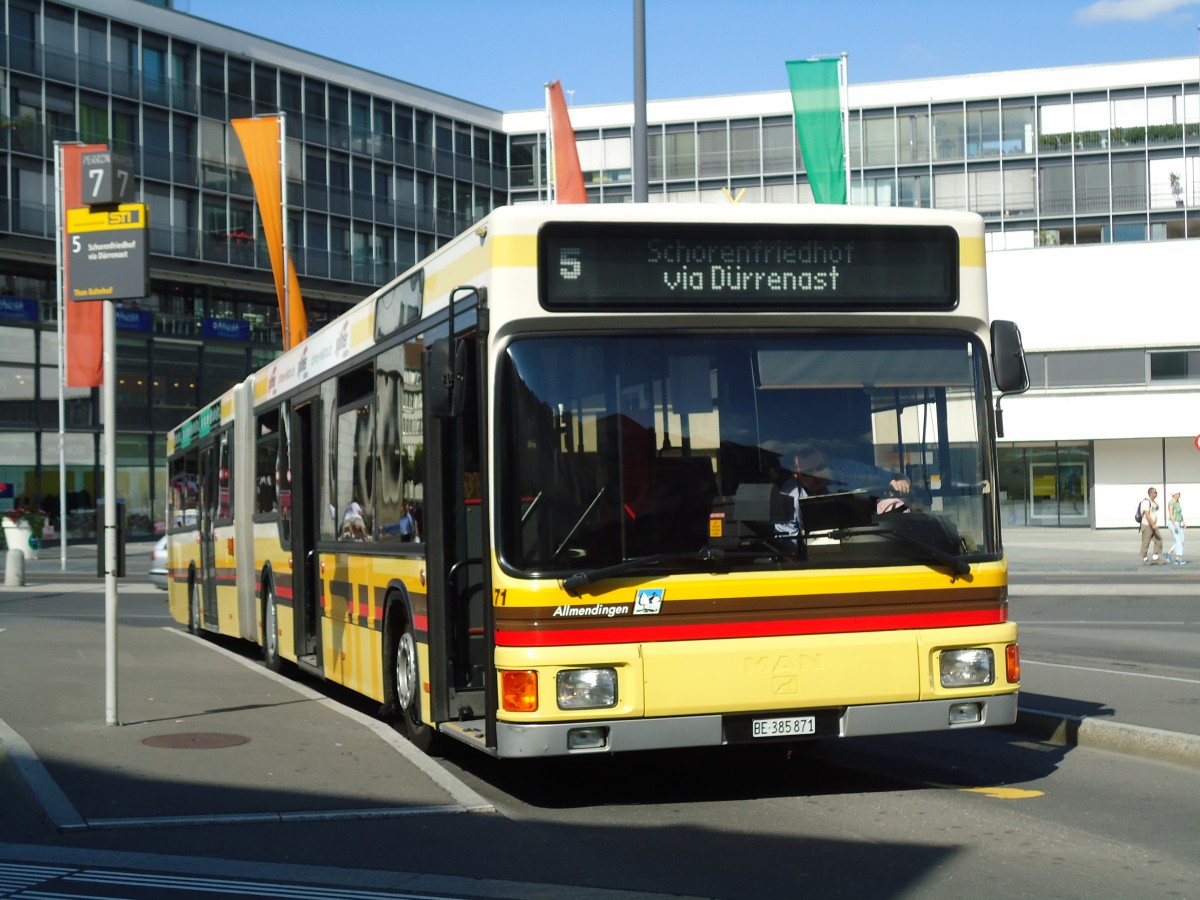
961, 786, 1044, 799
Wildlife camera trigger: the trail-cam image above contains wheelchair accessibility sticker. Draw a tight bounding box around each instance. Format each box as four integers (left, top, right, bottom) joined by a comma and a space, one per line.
633, 588, 664, 616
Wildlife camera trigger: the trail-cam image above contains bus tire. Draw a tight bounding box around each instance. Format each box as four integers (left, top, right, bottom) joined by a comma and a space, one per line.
188, 576, 203, 635
384, 598, 437, 754
262, 583, 282, 672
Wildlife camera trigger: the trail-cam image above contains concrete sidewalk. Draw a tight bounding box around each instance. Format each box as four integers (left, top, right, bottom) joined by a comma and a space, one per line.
1004, 524, 1195, 578
0, 609, 492, 833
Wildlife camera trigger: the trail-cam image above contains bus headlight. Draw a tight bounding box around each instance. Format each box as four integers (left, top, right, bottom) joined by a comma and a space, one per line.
939, 648, 995, 687
557, 668, 617, 710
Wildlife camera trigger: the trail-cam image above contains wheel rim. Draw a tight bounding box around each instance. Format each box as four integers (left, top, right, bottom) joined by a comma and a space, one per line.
191, 581, 202, 631
264, 590, 278, 660
395, 629, 418, 711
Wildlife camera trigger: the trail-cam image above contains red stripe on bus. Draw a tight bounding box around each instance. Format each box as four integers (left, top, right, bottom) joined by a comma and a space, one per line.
494, 608, 1006, 647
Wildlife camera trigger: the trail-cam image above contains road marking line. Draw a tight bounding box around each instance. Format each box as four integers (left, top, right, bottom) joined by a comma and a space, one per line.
1023, 659, 1200, 684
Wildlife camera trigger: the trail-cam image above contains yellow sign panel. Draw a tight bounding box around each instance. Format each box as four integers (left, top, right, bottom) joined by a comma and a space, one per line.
66, 204, 147, 233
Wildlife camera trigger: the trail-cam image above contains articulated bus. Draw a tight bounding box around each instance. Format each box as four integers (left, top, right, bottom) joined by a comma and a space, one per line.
165, 204, 1030, 758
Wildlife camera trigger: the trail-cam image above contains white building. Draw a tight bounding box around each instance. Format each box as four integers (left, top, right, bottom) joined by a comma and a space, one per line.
506, 59, 1200, 529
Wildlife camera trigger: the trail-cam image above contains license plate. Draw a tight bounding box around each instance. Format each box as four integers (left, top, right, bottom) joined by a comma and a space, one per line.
751, 715, 816, 738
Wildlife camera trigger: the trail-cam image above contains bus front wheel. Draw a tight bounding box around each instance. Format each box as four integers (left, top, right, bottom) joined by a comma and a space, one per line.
385, 602, 437, 753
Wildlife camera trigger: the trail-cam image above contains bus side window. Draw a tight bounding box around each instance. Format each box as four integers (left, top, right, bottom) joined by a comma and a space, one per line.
256, 408, 279, 516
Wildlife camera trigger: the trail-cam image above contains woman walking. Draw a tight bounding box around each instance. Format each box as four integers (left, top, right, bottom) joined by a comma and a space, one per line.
1165, 490, 1187, 565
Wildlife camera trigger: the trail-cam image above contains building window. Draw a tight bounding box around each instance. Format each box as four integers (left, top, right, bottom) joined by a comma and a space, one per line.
862, 114, 895, 167
897, 109, 930, 164
932, 108, 964, 161
1001, 102, 1035, 155
1149, 350, 1200, 381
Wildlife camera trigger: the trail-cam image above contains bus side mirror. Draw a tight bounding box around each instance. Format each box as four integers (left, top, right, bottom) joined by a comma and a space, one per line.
428, 337, 468, 419
991, 320, 1029, 395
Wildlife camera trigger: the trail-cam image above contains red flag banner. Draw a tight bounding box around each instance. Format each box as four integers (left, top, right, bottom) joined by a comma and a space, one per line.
231, 116, 308, 350
547, 81, 587, 204
62, 143, 107, 388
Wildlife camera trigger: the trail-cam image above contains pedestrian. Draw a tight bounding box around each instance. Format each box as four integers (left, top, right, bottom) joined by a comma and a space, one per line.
1165, 490, 1187, 565
1138, 486, 1164, 565
397, 502, 414, 542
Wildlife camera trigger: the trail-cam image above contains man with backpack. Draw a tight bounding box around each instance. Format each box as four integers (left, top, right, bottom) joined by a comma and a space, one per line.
1138, 487, 1164, 565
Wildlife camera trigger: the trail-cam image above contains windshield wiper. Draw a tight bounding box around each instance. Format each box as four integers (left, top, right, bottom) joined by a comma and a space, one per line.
830, 525, 971, 577
561, 547, 777, 597
550, 488, 606, 561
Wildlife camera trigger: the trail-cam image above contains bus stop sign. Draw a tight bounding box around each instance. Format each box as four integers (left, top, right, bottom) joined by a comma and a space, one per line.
65, 204, 149, 301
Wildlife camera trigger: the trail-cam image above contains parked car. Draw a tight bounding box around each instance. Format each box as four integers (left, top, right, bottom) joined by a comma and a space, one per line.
149, 536, 167, 590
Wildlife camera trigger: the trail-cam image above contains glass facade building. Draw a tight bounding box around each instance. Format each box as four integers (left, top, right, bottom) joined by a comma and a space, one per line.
1, 0, 505, 539
1, 0, 1197, 536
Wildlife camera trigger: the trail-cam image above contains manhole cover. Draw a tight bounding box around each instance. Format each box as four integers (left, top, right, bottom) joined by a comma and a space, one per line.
142, 732, 250, 750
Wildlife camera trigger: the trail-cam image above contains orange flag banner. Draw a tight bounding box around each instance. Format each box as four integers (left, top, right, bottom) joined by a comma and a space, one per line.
231, 116, 307, 350
547, 81, 587, 204
62, 143, 107, 388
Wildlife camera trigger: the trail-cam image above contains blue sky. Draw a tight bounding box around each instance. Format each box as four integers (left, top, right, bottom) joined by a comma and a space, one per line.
182, 0, 1200, 110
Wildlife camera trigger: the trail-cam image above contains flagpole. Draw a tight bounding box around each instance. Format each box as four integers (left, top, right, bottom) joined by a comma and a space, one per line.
279, 112, 289, 351
632, 0, 648, 202
841, 52, 851, 204
544, 84, 554, 203
53, 142, 68, 571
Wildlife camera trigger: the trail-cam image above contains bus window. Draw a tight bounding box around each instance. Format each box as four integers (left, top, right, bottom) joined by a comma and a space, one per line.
168, 450, 199, 528
278, 409, 292, 543
256, 409, 279, 515
375, 339, 424, 543
333, 364, 375, 542
216, 431, 233, 522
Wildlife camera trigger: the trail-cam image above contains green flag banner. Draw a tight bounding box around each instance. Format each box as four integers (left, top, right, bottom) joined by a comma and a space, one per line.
786, 59, 846, 205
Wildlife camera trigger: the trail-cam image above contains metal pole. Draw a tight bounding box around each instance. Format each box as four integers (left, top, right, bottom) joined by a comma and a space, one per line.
633, 0, 648, 202
279, 112, 289, 350
103, 297, 118, 725
53, 143, 68, 571
544, 84, 554, 203
841, 52, 851, 204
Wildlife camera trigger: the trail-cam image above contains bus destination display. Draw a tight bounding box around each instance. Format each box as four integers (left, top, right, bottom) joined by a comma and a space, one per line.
539, 222, 958, 311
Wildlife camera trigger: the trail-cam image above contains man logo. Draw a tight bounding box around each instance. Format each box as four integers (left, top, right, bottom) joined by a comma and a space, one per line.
773, 675, 799, 695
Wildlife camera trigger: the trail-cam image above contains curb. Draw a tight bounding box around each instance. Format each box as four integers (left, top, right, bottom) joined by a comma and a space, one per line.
1013, 707, 1200, 771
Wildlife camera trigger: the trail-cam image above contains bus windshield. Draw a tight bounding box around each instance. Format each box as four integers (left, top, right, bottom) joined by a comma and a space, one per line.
499, 331, 993, 576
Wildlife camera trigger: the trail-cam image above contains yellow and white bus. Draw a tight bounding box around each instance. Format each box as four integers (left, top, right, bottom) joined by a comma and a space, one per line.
166, 203, 1029, 757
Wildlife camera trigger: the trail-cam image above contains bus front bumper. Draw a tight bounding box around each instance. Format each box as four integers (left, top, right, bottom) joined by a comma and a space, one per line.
492, 692, 1018, 758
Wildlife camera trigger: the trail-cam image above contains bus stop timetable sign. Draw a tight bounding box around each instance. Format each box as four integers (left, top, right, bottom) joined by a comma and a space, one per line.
66, 204, 149, 301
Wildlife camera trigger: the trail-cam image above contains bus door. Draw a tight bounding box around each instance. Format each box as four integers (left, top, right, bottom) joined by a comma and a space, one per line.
426, 297, 492, 745
289, 398, 323, 673
197, 441, 219, 629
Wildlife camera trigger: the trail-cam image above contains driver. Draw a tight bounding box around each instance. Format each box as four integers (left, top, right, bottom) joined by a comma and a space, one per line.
790, 443, 910, 496
776, 443, 911, 538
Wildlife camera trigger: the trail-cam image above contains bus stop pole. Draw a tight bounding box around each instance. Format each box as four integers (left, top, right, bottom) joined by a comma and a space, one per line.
103, 297, 119, 726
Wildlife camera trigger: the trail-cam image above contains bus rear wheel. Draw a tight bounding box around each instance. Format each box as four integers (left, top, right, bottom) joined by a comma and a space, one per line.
386, 602, 437, 753
262, 584, 282, 672
188, 577, 202, 635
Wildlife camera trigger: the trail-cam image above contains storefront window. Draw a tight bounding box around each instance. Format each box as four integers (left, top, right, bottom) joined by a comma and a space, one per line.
998, 443, 1092, 527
